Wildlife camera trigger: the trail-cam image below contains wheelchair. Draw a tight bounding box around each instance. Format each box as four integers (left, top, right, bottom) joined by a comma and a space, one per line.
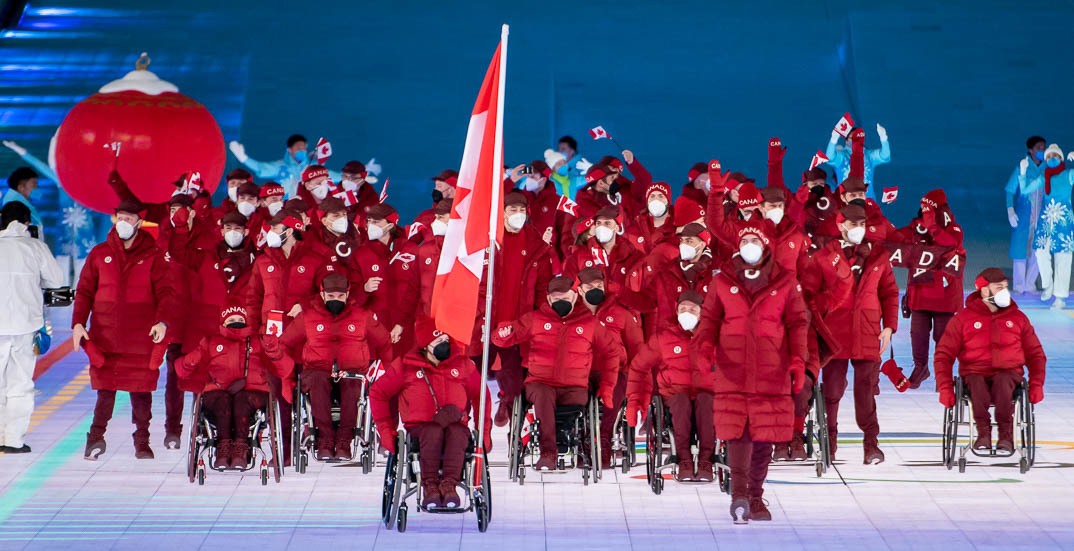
507, 392, 602, 485
644, 394, 731, 495
292, 362, 381, 474
942, 376, 1036, 473
802, 381, 832, 477
186, 392, 284, 486
381, 429, 492, 533
611, 400, 637, 473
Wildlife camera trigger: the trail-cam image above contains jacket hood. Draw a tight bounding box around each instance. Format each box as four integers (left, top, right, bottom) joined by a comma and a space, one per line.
219, 324, 254, 340
965, 290, 1020, 315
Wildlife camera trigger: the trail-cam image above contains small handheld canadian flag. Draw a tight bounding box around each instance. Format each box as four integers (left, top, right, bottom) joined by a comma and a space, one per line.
265, 310, 284, 337
332, 186, 359, 207
556, 195, 579, 216
315, 137, 332, 164
809, 150, 830, 171
186, 171, 203, 194
834, 112, 856, 138
379, 178, 389, 203
589, 126, 611, 140
255, 223, 270, 249
882, 186, 899, 204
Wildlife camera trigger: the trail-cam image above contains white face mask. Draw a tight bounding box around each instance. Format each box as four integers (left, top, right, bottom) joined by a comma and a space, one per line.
265, 230, 284, 248
330, 217, 349, 235
115, 220, 137, 240
523, 177, 541, 192
677, 312, 699, 331
224, 230, 244, 248
267, 202, 284, 216
367, 223, 385, 241
342, 179, 361, 192
227, 186, 238, 202
311, 183, 329, 200
846, 226, 866, 245
739, 242, 763, 265
237, 201, 256, 216
679, 243, 697, 261
765, 207, 784, 225
507, 212, 527, 230
594, 225, 615, 244
431, 219, 448, 236
991, 288, 1011, 308
648, 200, 667, 218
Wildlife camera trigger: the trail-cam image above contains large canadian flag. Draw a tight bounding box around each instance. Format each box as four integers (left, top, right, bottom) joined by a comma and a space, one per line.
431, 30, 508, 345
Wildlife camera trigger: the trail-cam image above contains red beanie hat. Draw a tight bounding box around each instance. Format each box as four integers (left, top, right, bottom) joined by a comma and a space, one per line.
687, 162, 707, 183
672, 197, 705, 227
302, 165, 329, 183
736, 221, 771, 246
599, 156, 624, 171
921, 189, 948, 209
269, 212, 305, 231
574, 217, 594, 237
736, 182, 762, 209
413, 316, 447, 349
219, 301, 248, 325
645, 181, 672, 201
585, 165, 608, 185
975, 268, 1007, 290
259, 182, 285, 199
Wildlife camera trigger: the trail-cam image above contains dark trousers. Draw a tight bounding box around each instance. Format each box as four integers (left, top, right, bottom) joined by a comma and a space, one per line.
201, 389, 268, 441
525, 382, 588, 457
792, 379, 814, 435
598, 372, 628, 454
727, 421, 772, 499
910, 310, 954, 369
473, 344, 524, 404
410, 421, 470, 484
963, 371, 1021, 441
302, 370, 362, 443
823, 359, 881, 445
91, 390, 152, 442
665, 391, 715, 462
164, 344, 185, 435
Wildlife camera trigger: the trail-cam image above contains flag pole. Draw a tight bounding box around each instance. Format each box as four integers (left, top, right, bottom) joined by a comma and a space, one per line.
475, 23, 508, 460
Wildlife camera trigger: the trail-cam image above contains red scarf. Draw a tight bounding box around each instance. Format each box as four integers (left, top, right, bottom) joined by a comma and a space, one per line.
1045, 161, 1066, 195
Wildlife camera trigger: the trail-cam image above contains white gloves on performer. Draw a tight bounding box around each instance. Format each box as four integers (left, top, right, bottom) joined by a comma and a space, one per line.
228, 141, 249, 163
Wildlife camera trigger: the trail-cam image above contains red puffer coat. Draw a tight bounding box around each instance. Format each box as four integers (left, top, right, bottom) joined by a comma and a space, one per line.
278, 299, 394, 372
798, 240, 854, 376
415, 235, 444, 317
823, 241, 900, 362
246, 240, 328, 333
694, 257, 809, 442
891, 216, 965, 313
575, 186, 637, 230
178, 324, 293, 394
72, 229, 179, 392
788, 184, 839, 241
934, 293, 1046, 394
814, 198, 896, 245
625, 213, 676, 255
169, 236, 256, 354
307, 224, 364, 282
562, 237, 646, 311
627, 326, 714, 410
765, 217, 812, 276
465, 226, 554, 356
351, 236, 420, 335
523, 184, 577, 262
370, 353, 492, 432
594, 297, 645, 371
492, 302, 620, 393
635, 242, 715, 330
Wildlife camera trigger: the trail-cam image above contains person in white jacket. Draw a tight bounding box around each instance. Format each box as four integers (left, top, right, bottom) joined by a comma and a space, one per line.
0, 202, 64, 453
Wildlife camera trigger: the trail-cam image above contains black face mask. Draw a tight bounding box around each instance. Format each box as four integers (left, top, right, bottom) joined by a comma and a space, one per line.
584, 288, 605, 305
849, 198, 867, 208
550, 299, 572, 317
810, 185, 827, 197
225, 322, 246, 329
608, 181, 621, 196
325, 299, 346, 316
431, 189, 444, 203
431, 341, 451, 361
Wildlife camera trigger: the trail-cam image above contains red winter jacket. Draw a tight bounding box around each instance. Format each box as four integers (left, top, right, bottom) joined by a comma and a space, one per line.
823, 240, 900, 362
764, 217, 812, 276
308, 224, 363, 282
179, 324, 293, 394
788, 184, 839, 241
351, 236, 420, 334
575, 186, 636, 231
593, 298, 645, 372
635, 242, 715, 329
247, 240, 328, 333
798, 240, 854, 375
563, 237, 646, 311
466, 226, 554, 355
522, 184, 576, 263
815, 199, 895, 245
627, 327, 714, 409
891, 216, 965, 313
934, 293, 1046, 394
370, 353, 492, 434
626, 212, 676, 256
72, 230, 179, 392
694, 257, 809, 442
278, 299, 394, 372
492, 302, 620, 393
416, 235, 444, 317
169, 236, 256, 354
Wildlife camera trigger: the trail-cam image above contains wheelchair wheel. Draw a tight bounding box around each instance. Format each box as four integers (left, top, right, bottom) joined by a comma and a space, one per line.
292, 378, 304, 473
717, 443, 731, 495
646, 396, 665, 495
814, 382, 831, 471
385, 434, 407, 529
589, 397, 602, 483
187, 395, 202, 483
396, 504, 408, 533
958, 456, 966, 473
381, 452, 396, 526
1019, 385, 1036, 469
474, 452, 492, 532
268, 398, 284, 483
361, 448, 374, 474
260, 464, 269, 486
507, 396, 523, 482
196, 462, 206, 486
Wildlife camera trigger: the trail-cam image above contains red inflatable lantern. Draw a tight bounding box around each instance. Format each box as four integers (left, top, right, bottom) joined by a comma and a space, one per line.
52, 53, 225, 213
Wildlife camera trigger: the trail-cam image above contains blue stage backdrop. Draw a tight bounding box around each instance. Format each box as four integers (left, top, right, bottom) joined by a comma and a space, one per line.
1, 0, 1072, 280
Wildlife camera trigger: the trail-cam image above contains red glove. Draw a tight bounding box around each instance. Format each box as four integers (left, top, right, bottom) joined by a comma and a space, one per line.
261, 334, 281, 359
379, 429, 398, 454
193, 194, 212, 217
170, 206, 190, 230
880, 359, 909, 393
939, 387, 956, 408
707, 160, 730, 194
920, 204, 936, 228
789, 357, 806, 394
599, 386, 616, 409
626, 401, 645, 427
1029, 384, 1044, 404
767, 138, 786, 164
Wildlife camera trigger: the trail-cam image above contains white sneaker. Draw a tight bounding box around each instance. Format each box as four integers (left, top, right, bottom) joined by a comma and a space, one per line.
1041, 288, 1054, 301
1051, 298, 1066, 310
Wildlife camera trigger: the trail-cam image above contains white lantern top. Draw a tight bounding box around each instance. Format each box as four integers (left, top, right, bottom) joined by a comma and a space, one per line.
98, 52, 179, 95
